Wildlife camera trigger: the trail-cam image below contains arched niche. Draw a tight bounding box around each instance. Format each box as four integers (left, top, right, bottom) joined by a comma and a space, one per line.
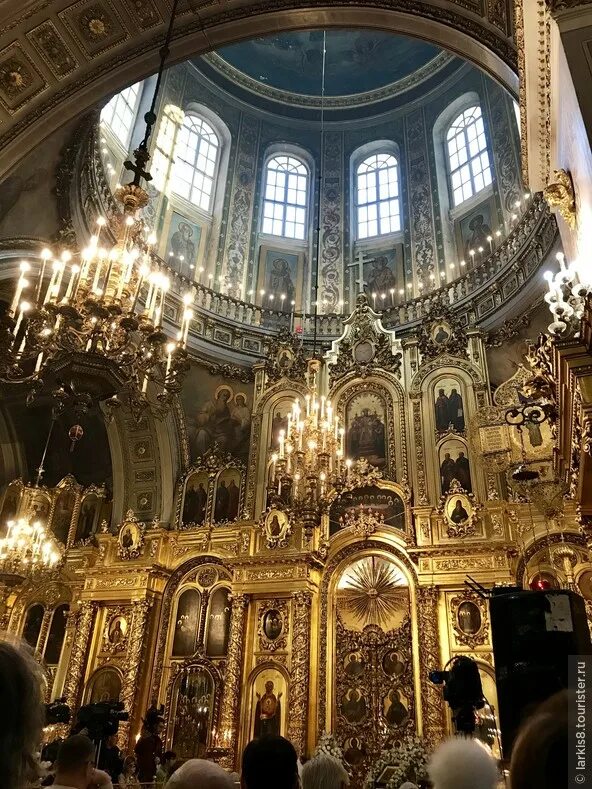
51, 475, 83, 544
241, 662, 290, 751
205, 585, 232, 658
247, 380, 309, 519
212, 464, 244, 525
171, 588, 202, 658
168, 664, 218, 759
327, 479, 410, 540
320, 542, 419, 783
44, 603, 70, 666
331, 373, 407, 483
410, 360, 486, 503
21, 603, 45, 651
152, 556, 231, 705
85, 666, 123, 704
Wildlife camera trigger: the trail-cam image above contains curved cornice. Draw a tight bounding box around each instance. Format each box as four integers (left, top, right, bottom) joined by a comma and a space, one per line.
0, 1, 517, 180
202, 50, 455, 109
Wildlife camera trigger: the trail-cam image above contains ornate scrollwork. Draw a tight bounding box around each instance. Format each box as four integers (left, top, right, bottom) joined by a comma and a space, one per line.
287, 590, 312, 757
117, 510, 145, 560
257, 598, 289, 653
329, 294, 401, 384
415, 300, 469, 361
63, 602, 96, 710
437, 480, 481, 539
417, 587, 446, 745
218, 594, 248, 768
263, 328, 308, 384
102, 606, 131, 655
119, 598, 152, 749
449, 592, 490, 648
543, 168, 576, 229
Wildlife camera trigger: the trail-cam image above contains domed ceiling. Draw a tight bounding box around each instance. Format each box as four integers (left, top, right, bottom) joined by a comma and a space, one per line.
200, 30, 454, 109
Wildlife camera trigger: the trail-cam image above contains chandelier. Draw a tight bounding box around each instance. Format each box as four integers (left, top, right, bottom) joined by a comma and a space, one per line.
0, 0, 190, 418
0, 517, 62, 585
268, 359, 349, 526
543, 251, 592, 336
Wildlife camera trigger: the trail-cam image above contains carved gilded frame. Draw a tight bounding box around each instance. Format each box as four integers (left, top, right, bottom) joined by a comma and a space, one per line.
448, 591, 490, 649
164, 659, 222, 753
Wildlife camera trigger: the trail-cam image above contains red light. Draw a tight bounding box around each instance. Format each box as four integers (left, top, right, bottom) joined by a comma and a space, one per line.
530, 577, 551, 591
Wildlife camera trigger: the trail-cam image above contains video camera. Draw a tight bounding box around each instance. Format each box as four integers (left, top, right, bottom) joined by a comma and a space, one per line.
430, 655, 485, 734
73, 701, 129, 743
44, 697, 71, 726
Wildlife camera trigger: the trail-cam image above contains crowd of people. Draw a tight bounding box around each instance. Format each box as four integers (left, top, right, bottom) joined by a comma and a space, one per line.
0, 636, 568, 789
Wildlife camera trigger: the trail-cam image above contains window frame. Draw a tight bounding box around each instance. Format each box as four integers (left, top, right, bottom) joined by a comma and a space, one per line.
354, 152, 402, 241
170, 114, 221, 214
100, 82, 142, 150
261, 153, 310, 241
445, 105, 492, 208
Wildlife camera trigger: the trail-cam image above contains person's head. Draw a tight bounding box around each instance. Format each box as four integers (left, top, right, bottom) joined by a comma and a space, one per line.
123, 756, 136, 775
428, 737, 497, 789
167, 759, 234, 789
265, 681, 274, 693
439, 389, 445, 396
162, 750, 176, 767
444, 453, 450, 460
458, 452, 465, 459
104, 733, 117, 748
242, 736, 298, 789
0, 637, 44, 789
54, 735, 96, 789
301, 754, 349, 789
510, 690, 567, 789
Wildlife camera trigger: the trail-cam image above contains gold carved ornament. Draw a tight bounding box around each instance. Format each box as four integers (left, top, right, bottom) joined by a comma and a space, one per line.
449, 592, 490, 649
543, 169, 577, 229
257, 598, 289, 653
287, 591, 312, 757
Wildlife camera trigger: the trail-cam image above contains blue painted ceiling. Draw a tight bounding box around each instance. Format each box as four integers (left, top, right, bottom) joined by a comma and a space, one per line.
210, 31, 443, 97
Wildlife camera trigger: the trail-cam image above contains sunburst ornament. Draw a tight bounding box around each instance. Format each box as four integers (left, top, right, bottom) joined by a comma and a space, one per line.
337, 556, 408, 629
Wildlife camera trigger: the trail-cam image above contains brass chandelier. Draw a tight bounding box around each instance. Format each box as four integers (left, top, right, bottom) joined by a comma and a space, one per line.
0, 0, 190, 418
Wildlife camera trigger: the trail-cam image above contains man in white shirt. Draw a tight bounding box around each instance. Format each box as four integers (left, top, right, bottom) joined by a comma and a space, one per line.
51, 734, 113, 789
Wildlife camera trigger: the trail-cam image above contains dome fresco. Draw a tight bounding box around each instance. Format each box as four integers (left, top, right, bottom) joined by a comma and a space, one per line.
207, 30, 445, 98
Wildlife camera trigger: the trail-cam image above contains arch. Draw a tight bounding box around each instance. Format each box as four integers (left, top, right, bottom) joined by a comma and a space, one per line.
0, 8, 518, 183
171, 588, 202, 658
167, 662, 218, 757
205, 584, 232, 658
171, 114, 220, 212
242, 661, 290, 748
21, 603, 45, 650
44, 603, 70, 666
318, 538, 419, 738
85, 666, 123, 704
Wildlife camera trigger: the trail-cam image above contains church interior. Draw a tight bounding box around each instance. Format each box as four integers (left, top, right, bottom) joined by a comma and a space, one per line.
0, 0, 591, 784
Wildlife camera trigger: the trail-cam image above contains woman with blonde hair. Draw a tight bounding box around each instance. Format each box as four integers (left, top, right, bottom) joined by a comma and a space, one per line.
0, 636, 45, 789
118, 756, 141, 789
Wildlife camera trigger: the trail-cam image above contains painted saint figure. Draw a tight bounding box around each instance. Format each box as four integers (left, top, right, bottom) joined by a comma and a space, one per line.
254, 680, 282, 737
450, 499, 469, 524
435, 389, 450, 432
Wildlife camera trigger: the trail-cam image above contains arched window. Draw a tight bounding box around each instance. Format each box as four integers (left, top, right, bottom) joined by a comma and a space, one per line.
44, 603, 69, 665
446, 106, 492, 207
171, 115, 220, 212
22, 604, 44, 650
356, 153, 401, 239
100, 83, 141, 146
262, 155, 308, 240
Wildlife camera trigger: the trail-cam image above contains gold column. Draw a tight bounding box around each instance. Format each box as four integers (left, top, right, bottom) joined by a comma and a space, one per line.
219, 593, 248, 769
288, 590, 312, 756
63, 602, 96, 711
120, 598, 152, 750
417, 586, 446, 744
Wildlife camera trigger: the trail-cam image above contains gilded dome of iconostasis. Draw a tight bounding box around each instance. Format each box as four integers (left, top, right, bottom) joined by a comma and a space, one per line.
0, 19, 587, 779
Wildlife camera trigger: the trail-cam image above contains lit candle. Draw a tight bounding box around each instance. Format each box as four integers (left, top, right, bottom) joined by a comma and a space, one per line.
165, 341, 176, 379
182, 309, 193, 347
487, 235, 493, 254
389, 288, 395, 307
13, 301, 31, 337
372, 292, 377, 309
10, 261, 30, 315
469, 249, 476, 267
64, 264, 81, 301
279, 429, 285, 459
36, 249, 52, 301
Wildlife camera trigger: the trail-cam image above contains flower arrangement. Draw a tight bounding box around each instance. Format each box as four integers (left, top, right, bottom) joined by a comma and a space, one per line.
314, 732, 346, 764
363, 736, 429, 789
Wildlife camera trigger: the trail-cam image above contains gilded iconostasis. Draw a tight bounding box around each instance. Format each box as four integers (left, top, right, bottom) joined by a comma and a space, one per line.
0, 18, 587, 787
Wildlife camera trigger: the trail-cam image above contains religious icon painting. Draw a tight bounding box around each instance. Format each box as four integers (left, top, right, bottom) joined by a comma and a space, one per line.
456, 600, 482, 636
382, 688, 409, 728
205, 586, 231, 658
441, 485, 478, 539
262, 508, 291, 548
52, 486, 77, 544
345, 391, 388, 469
251, 668, 287, 739
258, 600, 288, 652
263, 609, 283, 642
117, 513, 144, 559
172, 588, 201, 657
213, 468, 242, 524
382, 649, 405, 677
87, 667, 122, 704
344, 651, 364, 677
434, 378, 465, 434
439, 438, 472, 494
182, 470, 209, 527
104, 613, 128, 652
343, 737, 366, 766
77, 494, 101, 542
172, 668, 213, 758
340, 688, 367, 724
430, 320, 452, 346
0, 481, 21, 532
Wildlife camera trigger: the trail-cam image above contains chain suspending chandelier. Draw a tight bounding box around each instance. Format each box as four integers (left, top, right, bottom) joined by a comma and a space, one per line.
0, 0, 190, 418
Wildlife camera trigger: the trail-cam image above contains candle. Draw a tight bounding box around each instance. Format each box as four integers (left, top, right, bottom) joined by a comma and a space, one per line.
165, 341, 176, 379
182, 309, 193, 346
13, 301, 31, 337
10, 261, 30, 315
279, 429, 285, 459
389, 288, 395, 307
487, 235, 493, 254
271, 453, 277, 483
64, 264, 81, 301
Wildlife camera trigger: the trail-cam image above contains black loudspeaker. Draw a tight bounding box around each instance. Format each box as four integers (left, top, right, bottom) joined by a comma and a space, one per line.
489, 589, 592, 757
